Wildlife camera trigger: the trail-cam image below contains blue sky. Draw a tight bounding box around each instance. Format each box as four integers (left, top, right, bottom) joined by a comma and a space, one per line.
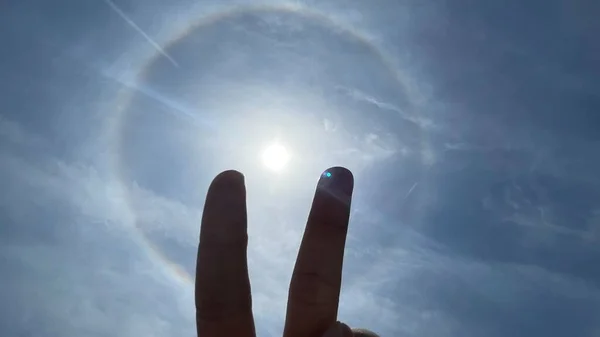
1, 0, 599, 336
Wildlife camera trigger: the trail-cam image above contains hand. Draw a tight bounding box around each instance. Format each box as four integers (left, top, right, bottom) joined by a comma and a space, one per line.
195, 167, 379, 337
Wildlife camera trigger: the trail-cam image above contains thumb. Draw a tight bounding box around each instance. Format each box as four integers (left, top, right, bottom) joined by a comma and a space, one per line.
322, 322, 353, 337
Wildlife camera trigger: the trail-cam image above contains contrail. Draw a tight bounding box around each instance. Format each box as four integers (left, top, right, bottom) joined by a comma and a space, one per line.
404, 182, 418, 200
103, 0, 179, 67
104, 72, 217, 129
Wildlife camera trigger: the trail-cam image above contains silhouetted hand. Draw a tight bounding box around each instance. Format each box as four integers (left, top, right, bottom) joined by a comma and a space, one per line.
195, 167, 379, 337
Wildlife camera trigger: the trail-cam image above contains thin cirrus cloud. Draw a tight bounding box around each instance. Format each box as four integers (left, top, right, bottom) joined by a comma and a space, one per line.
0, 115, 402, 336
2, 0, 600, 337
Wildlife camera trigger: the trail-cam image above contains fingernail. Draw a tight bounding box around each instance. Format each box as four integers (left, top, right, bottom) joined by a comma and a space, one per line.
318, 166, 354, 199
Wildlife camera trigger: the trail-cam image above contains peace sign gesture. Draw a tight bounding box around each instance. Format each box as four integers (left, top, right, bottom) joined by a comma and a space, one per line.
195, 167, 378, 337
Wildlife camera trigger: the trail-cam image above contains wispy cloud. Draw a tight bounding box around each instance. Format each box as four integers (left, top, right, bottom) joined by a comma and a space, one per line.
0, 119, 194, 336
0, 115, 46, 148
3, 103, 600, 336
337, 86, 433, 129
4, 0, 600, 334
0, 118, 404, 336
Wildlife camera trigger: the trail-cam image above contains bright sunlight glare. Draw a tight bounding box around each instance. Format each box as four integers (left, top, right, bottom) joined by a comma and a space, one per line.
261, 143, 290, 172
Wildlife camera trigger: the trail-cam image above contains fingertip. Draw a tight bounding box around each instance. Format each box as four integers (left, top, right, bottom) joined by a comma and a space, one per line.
320, 166, 354, 184
318, 166, 354, 198
211, 169, 245, 188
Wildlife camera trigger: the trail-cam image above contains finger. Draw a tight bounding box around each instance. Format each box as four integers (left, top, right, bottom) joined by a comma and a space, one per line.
195, 170, 256, 337
284, 167, 354, 337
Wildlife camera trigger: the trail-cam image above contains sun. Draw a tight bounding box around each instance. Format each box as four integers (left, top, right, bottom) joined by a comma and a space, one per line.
261, 143, 290, 172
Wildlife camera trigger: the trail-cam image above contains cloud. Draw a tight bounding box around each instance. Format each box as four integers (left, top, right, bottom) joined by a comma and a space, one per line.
337, 86, 434, 129
4, 0, 600, 336
3, 91, 600, 337
0, 117, 406, 336
0, 115, 47, 149
0, 120, 195, 336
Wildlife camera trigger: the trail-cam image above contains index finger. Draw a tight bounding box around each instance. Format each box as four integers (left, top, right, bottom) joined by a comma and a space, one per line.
283, 167, 354, 337
195, 170, 256, 337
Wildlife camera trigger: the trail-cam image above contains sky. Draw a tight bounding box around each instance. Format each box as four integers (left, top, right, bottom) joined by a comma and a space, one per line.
1, 0, 599, 336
